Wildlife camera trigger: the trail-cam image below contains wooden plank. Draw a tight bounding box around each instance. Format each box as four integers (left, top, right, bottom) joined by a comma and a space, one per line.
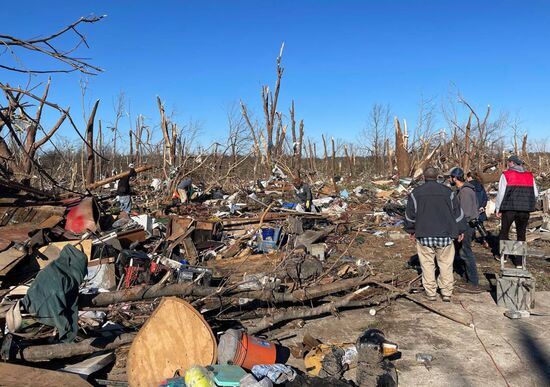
38, 214, 64, 229
61, 351, 115, 377
0, 363, 92, 387
127, 297, 217, 387
182, 237, 198, 265
0, 247, 27, 275
36, 240, 92, 269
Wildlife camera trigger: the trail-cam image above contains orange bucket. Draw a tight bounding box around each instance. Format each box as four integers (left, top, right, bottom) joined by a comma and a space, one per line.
218, 329, 283, 370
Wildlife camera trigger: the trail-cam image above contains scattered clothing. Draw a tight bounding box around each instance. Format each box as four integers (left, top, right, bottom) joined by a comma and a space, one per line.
20, 244, 88, 342
252, 364, 297, 384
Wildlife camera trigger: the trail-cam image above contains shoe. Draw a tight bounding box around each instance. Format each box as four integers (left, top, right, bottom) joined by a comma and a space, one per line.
442, 296, 451, 302
424, 294, 437, 302
516, 265, 523, 269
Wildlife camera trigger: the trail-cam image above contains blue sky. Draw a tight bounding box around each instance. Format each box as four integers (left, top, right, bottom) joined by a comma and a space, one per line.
2, 1, 549, 149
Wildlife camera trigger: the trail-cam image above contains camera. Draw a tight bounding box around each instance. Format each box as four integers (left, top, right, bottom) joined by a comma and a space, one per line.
468, 218, 488, 238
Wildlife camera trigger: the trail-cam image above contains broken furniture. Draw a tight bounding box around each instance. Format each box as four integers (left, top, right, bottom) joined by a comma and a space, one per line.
497, 240, 536, 318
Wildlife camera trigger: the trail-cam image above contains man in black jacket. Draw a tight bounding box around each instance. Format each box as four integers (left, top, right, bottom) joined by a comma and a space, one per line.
405, 166, 466, 302
117, 165, 137, 213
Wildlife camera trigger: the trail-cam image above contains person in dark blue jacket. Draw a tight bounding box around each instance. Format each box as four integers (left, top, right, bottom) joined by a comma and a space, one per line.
467, 172, 490, 247
467, 172, 488, 222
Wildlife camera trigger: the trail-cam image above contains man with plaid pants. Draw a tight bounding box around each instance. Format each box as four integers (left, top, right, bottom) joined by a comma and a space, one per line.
405, 167, 467, 302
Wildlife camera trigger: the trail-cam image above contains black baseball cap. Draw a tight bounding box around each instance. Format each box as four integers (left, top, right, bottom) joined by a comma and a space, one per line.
507, 155, 523, 165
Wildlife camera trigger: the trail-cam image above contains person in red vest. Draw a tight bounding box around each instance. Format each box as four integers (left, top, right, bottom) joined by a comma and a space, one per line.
495, 155, 538, 267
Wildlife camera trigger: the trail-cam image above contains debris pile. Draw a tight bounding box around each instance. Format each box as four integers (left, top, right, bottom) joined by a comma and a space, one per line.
0, 168, 548, 386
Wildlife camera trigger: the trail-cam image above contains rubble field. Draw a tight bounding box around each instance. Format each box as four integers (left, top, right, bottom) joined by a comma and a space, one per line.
1, 172, 549, 387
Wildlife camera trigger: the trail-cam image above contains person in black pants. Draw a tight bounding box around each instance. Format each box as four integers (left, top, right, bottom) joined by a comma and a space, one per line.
467, 171, 489, 246
495, 155, 538, 267
448, 167, 480, 285
293, 177, 313, 212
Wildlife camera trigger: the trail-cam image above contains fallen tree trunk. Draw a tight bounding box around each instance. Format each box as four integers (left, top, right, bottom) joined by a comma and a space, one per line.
19, 333, 136, 362
85, 165, 152, 190
247, 285, 371, 334
87, 274, 396, 307
88, 282, 215, 306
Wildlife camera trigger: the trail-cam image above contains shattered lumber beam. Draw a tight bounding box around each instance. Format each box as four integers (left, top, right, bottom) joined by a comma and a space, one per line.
85, 165, 152, 190
18, 333, 135, 362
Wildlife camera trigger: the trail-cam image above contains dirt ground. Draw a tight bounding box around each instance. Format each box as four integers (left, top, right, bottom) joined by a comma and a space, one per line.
279, 291, 550, 386
341, 225, 550, 292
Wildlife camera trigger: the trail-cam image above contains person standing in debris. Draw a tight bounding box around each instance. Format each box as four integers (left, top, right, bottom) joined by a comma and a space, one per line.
405, 166, 466, 302
293, 177, 313, 212
176, 177, 193, 204
467, 171, 489, 244
495, 155, 538, 267
449, 167, 480, 285
117, 164, 137, 213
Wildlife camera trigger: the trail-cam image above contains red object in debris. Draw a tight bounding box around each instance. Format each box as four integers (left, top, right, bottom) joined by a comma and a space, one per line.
65, 197, 100, 234
125, 265, 140, 288
218, 329, 278, 370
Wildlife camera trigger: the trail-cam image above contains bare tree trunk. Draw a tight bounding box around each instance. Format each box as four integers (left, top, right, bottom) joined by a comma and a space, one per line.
522, 133, 529, 163
384, 138, 393, 176
344, 144, 353, 177
462, 112, 472, 172
394, 118, 410, 177
308, 138, 315, 174
331, 137, 338, 194
157, 96, 173, 175
85, 99, 99, 186
96, 120, 102, 180
171, 123, 177, 166
313, 142, 317, 174
80, 141, 85, 188
0, 135, 16, 176
322, 134, 329, 176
